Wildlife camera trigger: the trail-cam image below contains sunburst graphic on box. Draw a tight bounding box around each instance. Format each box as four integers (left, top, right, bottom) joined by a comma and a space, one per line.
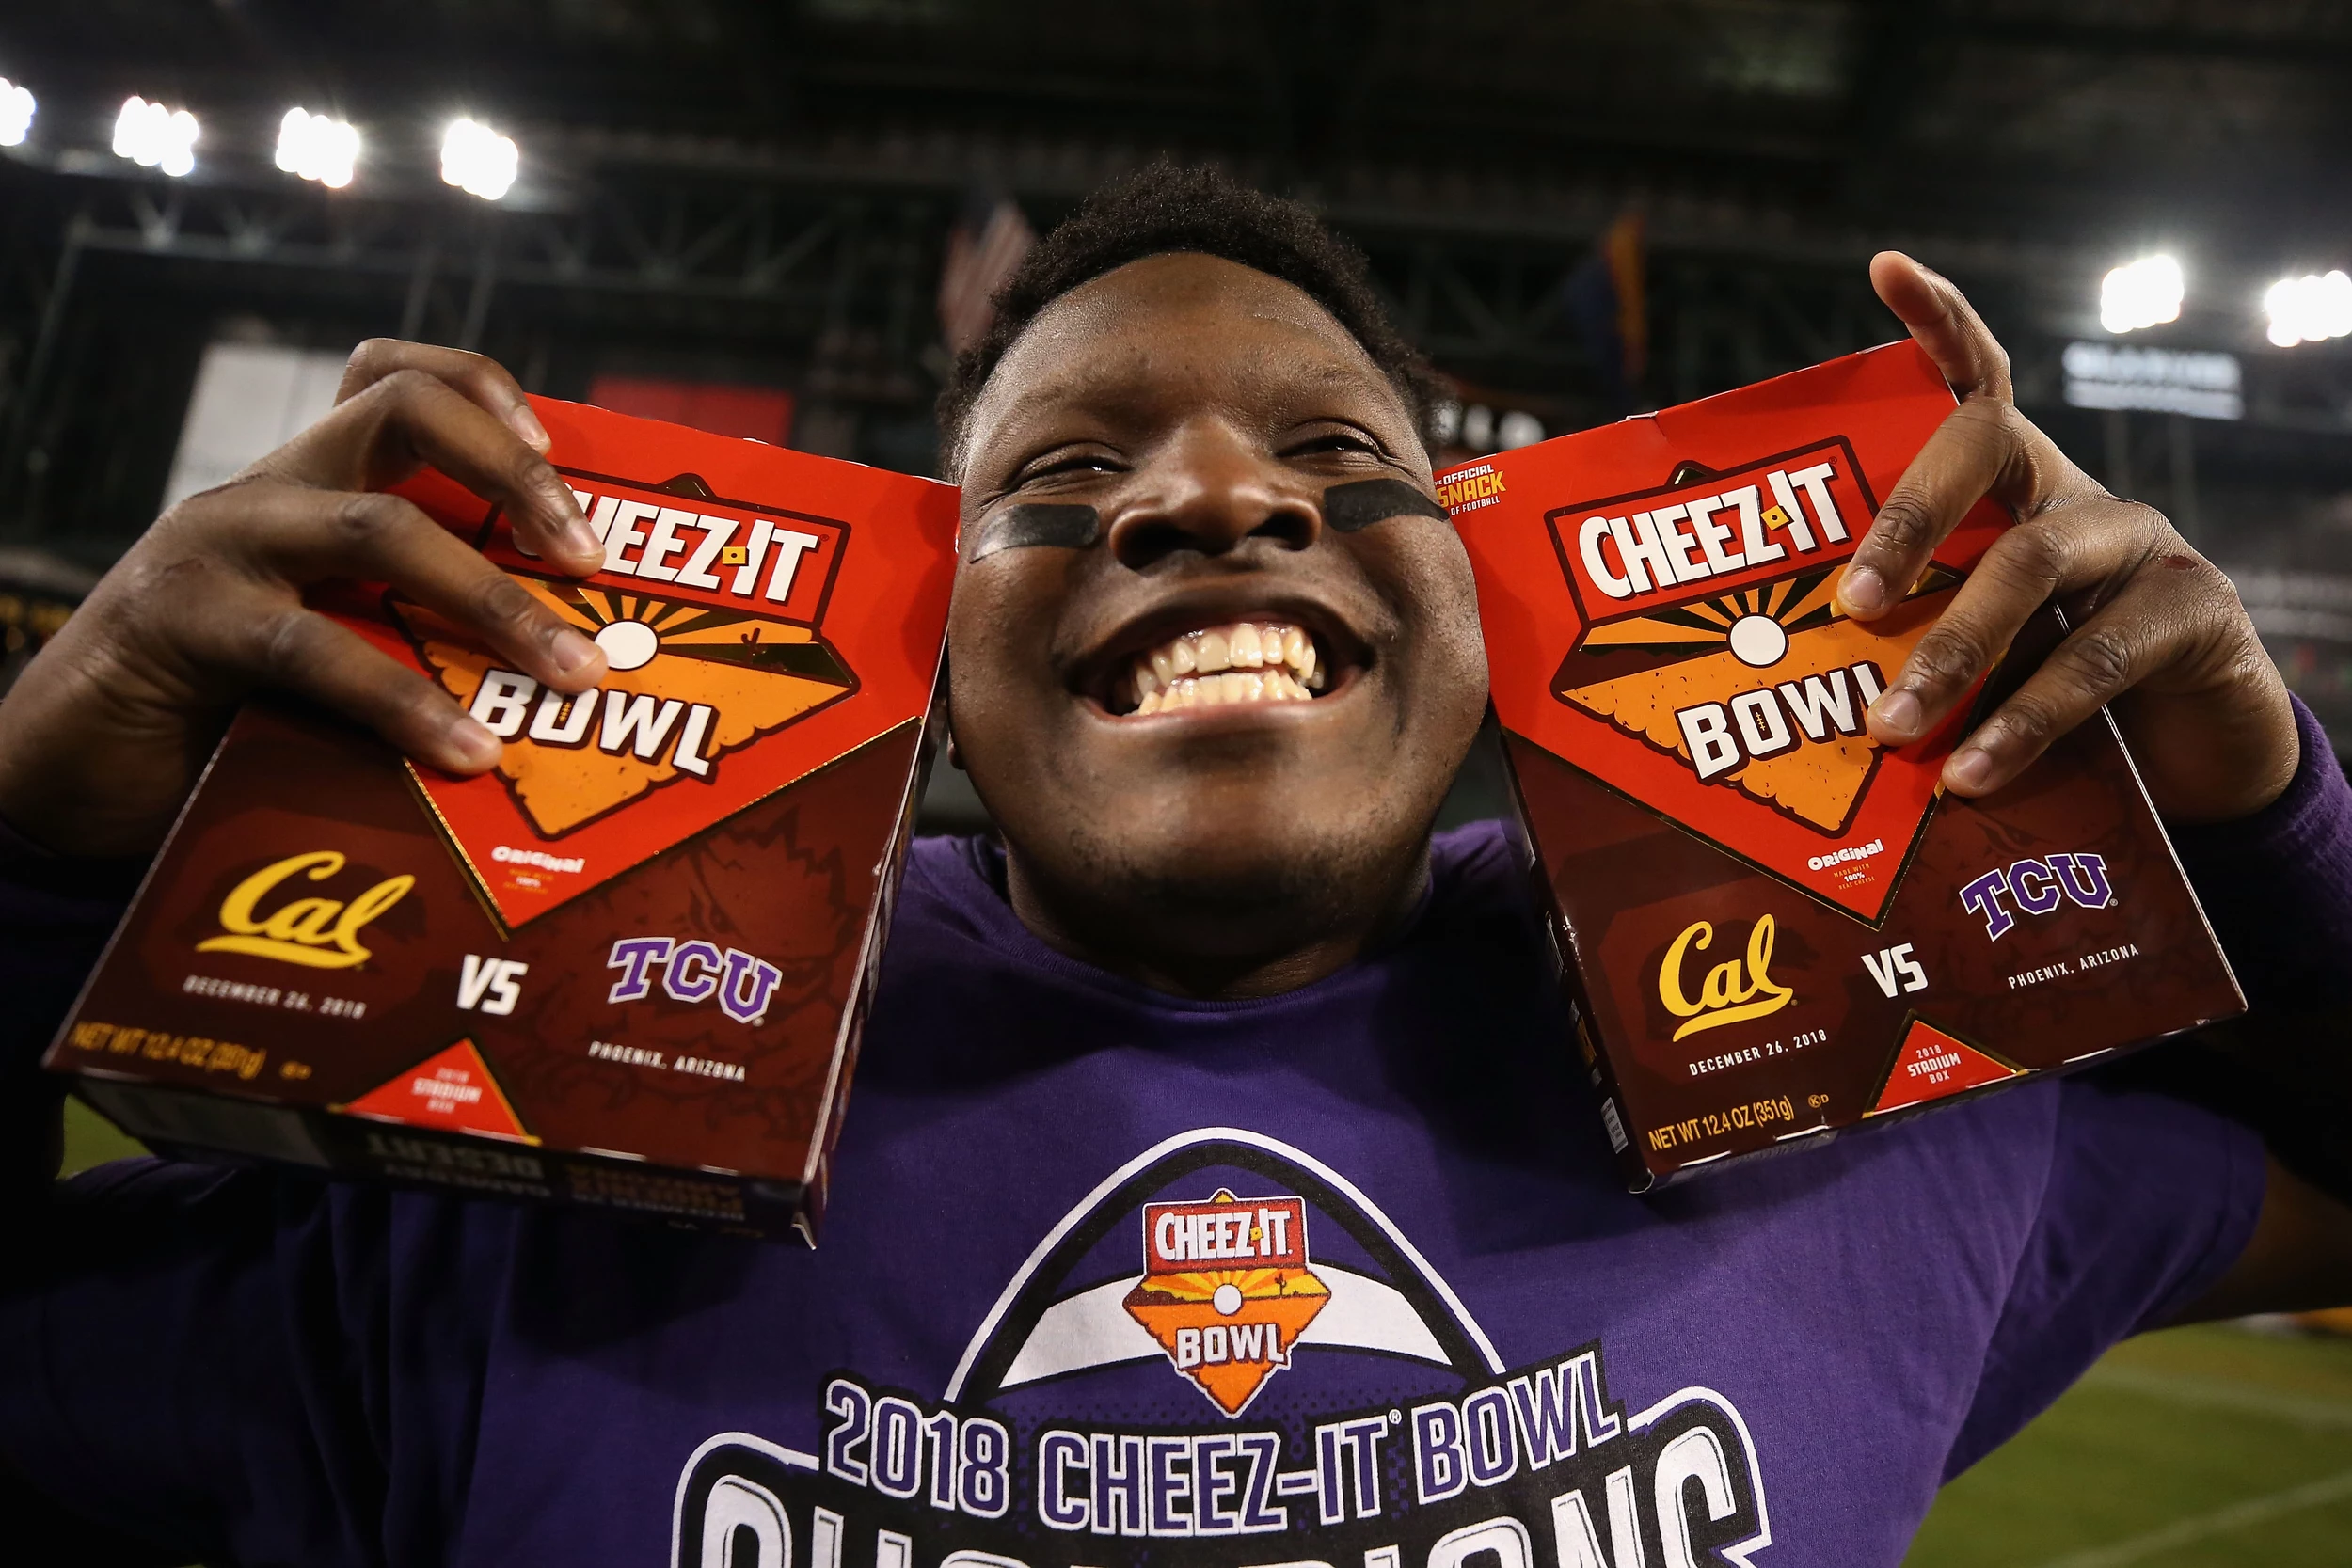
393, 578, 856, 837
1558, 564, 1961, 838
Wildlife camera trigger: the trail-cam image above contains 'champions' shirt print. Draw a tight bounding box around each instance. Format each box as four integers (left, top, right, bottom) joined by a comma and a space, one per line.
674, 1130, 1770, 1568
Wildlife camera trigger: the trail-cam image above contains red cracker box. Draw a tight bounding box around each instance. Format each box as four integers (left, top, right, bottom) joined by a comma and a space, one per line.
45, 396, 958, 1241
1445, 342, 2244, 1189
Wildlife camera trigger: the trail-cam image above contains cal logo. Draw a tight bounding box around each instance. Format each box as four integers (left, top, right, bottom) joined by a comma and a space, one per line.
196, 850, 413, 971
1658, 914, 1794, 1041
1123, 1189, 1329, 1417
1536, 437, 1967, 921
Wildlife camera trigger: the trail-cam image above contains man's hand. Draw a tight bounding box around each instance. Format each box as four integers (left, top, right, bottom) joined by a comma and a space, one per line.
1843, 253, 2297, 824
0, 341, 610, 859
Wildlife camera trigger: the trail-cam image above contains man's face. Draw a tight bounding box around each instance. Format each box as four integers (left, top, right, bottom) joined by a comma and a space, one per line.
948, 253, 1488, 978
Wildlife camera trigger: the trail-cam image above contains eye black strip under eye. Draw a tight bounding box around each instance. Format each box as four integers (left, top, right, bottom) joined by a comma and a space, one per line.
965, 504, 1103, 562
1322, 478, 1450, 532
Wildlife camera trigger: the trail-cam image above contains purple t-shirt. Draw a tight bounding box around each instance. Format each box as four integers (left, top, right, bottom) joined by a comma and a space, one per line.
10, 705, 2352, 1568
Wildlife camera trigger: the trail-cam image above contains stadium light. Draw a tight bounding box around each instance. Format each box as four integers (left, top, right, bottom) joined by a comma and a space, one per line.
1497, 410, 1546, 450
276, 108, 358, 189
2264, 271, 2352, 348
0, 79, 34, 149
2099, 256, 2183, 335
440, 118, 516, 200
113, 95, 199, 177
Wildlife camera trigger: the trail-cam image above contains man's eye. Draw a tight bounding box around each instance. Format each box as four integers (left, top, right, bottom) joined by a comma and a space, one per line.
1285, 431, 1382, 459
1021, 452, 1122, 483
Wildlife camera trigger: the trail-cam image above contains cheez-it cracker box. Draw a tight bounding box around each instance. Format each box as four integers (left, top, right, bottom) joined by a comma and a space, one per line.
1447, 341, 2244, 1188
46, 395, 959, 1241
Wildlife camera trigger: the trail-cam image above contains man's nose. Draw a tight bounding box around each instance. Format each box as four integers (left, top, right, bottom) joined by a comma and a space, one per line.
1105, 422, 1321, 570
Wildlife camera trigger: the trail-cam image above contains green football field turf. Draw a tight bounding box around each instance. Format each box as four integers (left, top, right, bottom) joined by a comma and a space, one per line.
1908, 1319, 2352, 1566
61, 1094, 147, 1173
52, 1100, 2352, 1565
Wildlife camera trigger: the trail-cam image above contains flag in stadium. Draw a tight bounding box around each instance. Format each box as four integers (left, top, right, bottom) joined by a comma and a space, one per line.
1563, 211, 1647, 412
938, 193, 1036, 356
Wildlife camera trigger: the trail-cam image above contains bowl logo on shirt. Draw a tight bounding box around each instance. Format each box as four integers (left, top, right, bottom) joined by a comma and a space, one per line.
1123, 1189, 1330, 1416
674, 1130, 1774, 1568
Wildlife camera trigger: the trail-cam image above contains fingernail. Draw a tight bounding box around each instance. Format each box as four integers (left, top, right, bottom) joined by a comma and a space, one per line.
1840, 565, 1887, 616
512, 406, 552, 452
564, 517, 603, 562
450, 716, 503, 769
1873, 688, 1921, 738
1947, 746, 1994, 792
549, 627, 601, 676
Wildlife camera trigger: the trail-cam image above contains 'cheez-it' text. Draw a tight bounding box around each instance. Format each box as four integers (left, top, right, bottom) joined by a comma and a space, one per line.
1547, 436, 1875, 617
488, 471, 847, 627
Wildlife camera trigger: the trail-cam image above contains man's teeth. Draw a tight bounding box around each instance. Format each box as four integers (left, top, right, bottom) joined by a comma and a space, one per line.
1134, 669, 1315, 714
1123, 621, 1327, 715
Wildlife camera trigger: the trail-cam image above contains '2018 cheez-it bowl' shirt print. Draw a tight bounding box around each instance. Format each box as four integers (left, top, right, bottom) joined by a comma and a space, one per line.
563, 829, 2249, 1568
676, 1129, 1770, 1568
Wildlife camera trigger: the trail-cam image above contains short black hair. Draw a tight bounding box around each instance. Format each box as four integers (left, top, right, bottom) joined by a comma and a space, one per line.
937, 162, 1438, 475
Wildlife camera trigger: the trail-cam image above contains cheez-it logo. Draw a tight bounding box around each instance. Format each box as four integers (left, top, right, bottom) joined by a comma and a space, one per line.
1547, 438, 1920, 838
197, 850, 412, 971
1523, 436, 1971, 922
393, 470, 862, 838
1122, 1190, 1330, 1418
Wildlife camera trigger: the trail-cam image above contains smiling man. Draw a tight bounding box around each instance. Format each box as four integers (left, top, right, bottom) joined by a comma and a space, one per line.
5, 165, 2352, 1568
942, 235, 1486, 999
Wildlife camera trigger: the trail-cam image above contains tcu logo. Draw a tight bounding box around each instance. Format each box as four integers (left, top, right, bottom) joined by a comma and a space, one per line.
1959, 853, 2115, 941
605, 936, 784, 1025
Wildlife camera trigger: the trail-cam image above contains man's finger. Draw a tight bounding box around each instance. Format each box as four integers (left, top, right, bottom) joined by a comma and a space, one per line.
338, 338, 550, 452
279, 369, 604, 578
1868, 252, 2012, 402
209, 483, 604, 695
1865, 497, 2163, 746
213, 599, 506, 776
1936, 580, 2179, 797
1836, 399, 2019, 622
1836, 256, 2032, 625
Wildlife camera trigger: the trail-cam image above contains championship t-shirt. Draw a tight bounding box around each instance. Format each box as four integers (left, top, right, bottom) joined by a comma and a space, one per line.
0, 817, 2273, 1568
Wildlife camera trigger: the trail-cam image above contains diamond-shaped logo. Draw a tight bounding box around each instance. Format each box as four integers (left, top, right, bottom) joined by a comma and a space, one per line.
1122, 1189, 1330, 1418
395, 578, 854, 838
365, 466, 882, 928
1534, 441, 1978, 922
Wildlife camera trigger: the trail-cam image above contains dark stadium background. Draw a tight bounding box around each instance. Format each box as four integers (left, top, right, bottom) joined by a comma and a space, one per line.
6, 5, 2352, 1561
